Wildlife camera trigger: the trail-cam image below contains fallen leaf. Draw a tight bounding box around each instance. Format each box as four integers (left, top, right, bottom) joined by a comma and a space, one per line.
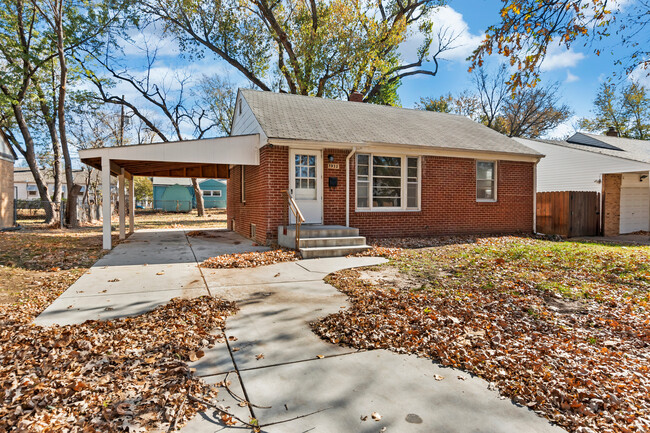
371, 411, 382, 421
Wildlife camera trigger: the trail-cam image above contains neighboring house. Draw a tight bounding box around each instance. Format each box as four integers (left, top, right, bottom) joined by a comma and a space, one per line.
0, 131, 16, 228
152, 178, 227, 210
227, 89, 542, 249
13, 168, 108, 202
516, 131, 650, 236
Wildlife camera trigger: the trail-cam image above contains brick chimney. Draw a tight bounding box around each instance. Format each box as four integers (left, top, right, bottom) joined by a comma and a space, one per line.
349, 91, 364, 103
606, 126, 619, 137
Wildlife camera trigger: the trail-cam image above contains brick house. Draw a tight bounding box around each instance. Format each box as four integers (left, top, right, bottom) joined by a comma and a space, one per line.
227, 90, 543, 256
0, 131, 16, 229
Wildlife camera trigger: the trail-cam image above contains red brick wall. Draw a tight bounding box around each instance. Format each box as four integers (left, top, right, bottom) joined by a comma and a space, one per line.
325, 155, 534, 237
227, 145, 288, 244
229, 147, 535, 244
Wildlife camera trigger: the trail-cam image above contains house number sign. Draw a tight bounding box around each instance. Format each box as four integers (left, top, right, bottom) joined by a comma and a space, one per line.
327, 163, 340, 169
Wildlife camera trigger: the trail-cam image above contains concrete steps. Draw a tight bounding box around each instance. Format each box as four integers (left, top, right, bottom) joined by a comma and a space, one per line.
278, 225, 371, 258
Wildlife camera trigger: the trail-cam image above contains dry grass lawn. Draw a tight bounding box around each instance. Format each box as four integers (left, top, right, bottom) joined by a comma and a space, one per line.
315, 236, 650, 433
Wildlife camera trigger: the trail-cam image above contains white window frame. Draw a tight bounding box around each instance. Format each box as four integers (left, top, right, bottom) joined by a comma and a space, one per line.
355, 153, 421, 211
213, 190, 222, 197
476, 160, 497, 202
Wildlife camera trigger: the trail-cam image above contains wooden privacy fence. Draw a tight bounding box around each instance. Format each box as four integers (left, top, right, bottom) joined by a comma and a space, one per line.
536, 191, 601, 237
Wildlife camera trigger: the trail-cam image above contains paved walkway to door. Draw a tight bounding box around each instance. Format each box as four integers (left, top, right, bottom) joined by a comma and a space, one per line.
187, 261, 566, 433
35, 228, 566, 432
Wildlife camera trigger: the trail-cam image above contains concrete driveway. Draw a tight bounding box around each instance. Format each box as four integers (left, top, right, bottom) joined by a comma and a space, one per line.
35, 228, 565, 432
35, 228, 269, 326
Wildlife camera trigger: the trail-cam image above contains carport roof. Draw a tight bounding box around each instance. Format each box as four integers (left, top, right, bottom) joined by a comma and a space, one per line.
79, 134, 260, 178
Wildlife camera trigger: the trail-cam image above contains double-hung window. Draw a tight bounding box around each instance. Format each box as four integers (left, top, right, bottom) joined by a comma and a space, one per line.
356, 154, 420, 210
476, 161, 496, 201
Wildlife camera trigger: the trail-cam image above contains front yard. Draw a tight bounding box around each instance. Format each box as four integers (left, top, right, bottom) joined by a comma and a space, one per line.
1, 228, 648, 432
314, 237, 650, 433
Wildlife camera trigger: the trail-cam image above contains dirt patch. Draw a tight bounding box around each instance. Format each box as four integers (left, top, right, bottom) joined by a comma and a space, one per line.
356, 267, 426, 291
543, 295, 590, 315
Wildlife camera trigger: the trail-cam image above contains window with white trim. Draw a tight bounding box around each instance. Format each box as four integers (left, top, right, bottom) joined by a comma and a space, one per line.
203, 190, 222, 197
476, 161, 496, 201
356, 154, 420, 210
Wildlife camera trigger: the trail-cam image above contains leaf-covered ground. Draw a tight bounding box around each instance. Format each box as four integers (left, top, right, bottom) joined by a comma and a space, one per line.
0, 230, 112, 304
314, 236, 650, 433
202, 249, 300, 269
0, 221, 239, 432
0, 287, 237, 432
16, 209, 227, 231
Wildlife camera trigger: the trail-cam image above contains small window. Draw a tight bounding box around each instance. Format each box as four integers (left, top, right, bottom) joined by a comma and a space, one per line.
213, 190, 222, 197
477, 161, 496, 201
241, 166, 246, 203
202, 191, 212, 196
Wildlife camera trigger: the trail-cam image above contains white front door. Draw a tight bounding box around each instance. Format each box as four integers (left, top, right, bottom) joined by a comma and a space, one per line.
289, 149, 322, 224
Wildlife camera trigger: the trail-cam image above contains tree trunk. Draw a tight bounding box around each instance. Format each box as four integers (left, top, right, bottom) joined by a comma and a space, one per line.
12, 104, 55, 223
53, 8, 77, 228
191, 178, 205, 216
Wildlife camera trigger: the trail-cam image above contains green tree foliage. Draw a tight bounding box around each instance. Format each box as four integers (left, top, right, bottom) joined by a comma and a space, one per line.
471, 1, 650, 88
417, 94, 454, 113
134, 177, 153, 202
579, 83, 650, 140
133, 0, 456, 104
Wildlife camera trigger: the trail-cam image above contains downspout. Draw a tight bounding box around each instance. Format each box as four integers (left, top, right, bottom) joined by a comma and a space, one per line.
345, 147, 357, 227
533, 160, 538, 234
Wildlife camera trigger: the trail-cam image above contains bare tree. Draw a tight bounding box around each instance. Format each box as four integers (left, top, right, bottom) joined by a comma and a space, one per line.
501, 83, 573, 138
473, 64, 509, 129
79, 44, 223, 216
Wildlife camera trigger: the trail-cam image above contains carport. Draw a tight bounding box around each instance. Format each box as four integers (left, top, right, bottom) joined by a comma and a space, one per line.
78, 134, 261, 249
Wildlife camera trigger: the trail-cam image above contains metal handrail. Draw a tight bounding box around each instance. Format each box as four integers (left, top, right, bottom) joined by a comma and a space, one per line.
284, 190, 305, 249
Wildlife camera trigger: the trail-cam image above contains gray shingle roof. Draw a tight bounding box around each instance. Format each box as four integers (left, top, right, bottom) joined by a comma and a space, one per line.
240, 89, 541, 157
528, 133, 650, 163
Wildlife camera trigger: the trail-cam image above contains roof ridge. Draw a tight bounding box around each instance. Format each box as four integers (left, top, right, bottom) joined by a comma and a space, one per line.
239, 88, 467, 120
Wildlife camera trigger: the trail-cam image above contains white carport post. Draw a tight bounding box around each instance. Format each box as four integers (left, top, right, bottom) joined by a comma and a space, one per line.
101, 156, 112, 250
118, 168, 126, 240
129, 176, 135, 234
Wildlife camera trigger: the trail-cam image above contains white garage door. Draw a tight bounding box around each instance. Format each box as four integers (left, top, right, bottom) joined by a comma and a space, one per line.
620, 187, 649, 233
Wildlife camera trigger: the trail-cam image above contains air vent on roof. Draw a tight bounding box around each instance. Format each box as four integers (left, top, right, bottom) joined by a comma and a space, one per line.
566, 133, 623, 151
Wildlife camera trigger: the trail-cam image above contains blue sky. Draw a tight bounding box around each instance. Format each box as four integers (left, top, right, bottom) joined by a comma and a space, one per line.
396, 0, 648, 138
105, 0, 647, 143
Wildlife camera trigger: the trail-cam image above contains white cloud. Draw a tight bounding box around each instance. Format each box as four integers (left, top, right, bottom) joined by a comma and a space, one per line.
121, 26, 180, 58
629, 64, 650, 87
565, 71, 579, 83
542, 115, 580, 140
540, 44, 586, 71
399, 6, 484, 63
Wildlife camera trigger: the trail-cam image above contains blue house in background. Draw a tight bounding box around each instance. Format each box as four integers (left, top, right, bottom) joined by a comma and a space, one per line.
153, 178, 227, 210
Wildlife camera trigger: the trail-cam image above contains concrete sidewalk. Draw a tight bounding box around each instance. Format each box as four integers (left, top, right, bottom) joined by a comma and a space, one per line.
186, 259, 567, 433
